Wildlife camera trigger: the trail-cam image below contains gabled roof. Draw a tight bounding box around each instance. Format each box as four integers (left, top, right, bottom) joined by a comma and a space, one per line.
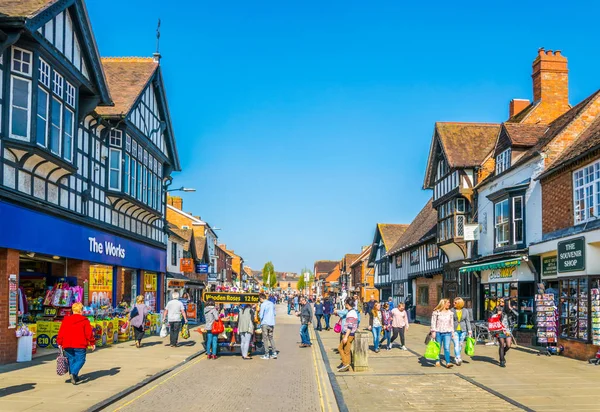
0, 0, 56, 18
170, 228, 192, 251
378, 224, 409, 250
343, 254, 360, 270
96, 57, 157, 117
388, 199, 437, 256
424, 122, 501, 188
314, 260, 339, 274
166, 204, 206, 226
350, 245, 371, 268
503, 123, 548, 147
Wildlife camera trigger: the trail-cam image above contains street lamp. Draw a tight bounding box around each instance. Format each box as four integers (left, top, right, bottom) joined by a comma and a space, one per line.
167, 186, 196, 193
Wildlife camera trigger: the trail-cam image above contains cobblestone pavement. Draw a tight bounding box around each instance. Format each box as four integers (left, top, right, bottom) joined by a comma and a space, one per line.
317, 322, 600, 412
107, 304, 325, 412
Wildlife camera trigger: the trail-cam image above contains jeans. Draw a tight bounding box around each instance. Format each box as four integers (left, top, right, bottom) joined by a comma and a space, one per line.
338, 335, 354, 366
262, 324, 276, 354
169, 321, 181, 346
240, 332, 252, 358
324, 314, 331, 329
453, 330, 467, 359
436, 332, 452, 364
315, 315, 323, 331
381, 329, 392, 347
372, 326, 382, 351
206, 332, 218, 355
300, 324, 311, 345
390, 327, 405, 347
287, 303, 292, 315
64, 348, 86, 377
294, 303, 299, 312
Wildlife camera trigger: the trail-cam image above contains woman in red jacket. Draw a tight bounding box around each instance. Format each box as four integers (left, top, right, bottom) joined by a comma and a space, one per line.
57, 302, 95, 384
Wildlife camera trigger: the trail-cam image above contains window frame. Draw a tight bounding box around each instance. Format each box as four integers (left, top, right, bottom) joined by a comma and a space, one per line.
410, 249, 420, 266
417, 285, 429, 306
12, 47, 32, 76
496, 148, 512, 175
573, 162, 600, 224
36, 86, 49, 147
513, 196, 524, 244
426, 243, 438, 260
395, 254, 402, 268
63, 107, 74, 161
494, 198, 510, 248
9, 75, 32, 140
108, 148, 122, 191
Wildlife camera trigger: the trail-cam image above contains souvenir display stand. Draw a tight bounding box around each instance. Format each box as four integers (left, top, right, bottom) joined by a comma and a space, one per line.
592, 288, 600, 346
200, 291, 263, 355
535, 293, 558, 347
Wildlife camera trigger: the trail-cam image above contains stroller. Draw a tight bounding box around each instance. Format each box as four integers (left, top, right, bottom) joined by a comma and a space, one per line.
589, 348, 600, 365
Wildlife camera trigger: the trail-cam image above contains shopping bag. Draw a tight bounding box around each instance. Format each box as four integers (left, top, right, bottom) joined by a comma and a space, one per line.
464, 337, 476, 357
424, 340, 441, 360
488, 314, 504, 332
57, 348, 69, 376
211, 319, 225, 334
333, 320, 342, 334
159, 323, 169, 338
180, 323, 190, 340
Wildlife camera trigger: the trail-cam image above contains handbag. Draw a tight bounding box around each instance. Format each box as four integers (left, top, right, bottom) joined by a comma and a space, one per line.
333, 320, 342, 334
159, 323, 169, 338
130, 306, 139, 319
57, 348, 69, 376
424, 340, 441, 360
212, 318, 225, 334
488, 314, 504, 332
180, 323, 190, 340
424, 331, 432, 345
465, 337, 476, 357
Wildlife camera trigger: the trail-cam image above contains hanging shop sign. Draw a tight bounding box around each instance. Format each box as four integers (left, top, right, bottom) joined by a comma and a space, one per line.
558, 237, 585, 273
202, 291, 260, 304
8, 274, 17, 329
167, 279, 186, 288
196, 264, 209, 274
542, 256, 557, 278
180, 258, 194, 273
488, 266, 517, 281
0, 200, 165, 272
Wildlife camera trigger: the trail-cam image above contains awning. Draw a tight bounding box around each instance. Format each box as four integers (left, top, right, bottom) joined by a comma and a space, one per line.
166, 272, 190, 281
459, 258, 522, 273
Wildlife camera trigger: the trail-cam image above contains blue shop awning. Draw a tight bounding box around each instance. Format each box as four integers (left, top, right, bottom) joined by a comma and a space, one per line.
459, 258, 522, 273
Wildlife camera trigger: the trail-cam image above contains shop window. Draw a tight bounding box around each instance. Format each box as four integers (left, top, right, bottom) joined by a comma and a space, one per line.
559, 278, 589, 341
418, 286, 429, 306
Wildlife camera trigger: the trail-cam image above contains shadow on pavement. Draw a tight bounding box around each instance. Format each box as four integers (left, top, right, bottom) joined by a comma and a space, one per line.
0, 383, 36, 396
79, 367, 121, 383
137, 341, 163, 348
418, 357, 437, 367
177, 341, 197, 347
470, 355, 498, 365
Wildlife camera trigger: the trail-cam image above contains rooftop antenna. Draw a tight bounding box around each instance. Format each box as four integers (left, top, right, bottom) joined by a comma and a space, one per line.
153, 18, 161, 64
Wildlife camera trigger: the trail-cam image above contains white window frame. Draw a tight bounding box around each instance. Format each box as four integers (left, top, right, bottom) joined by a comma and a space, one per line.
11, 47, 32, 76
39, 58, 51, 87
9, 75, 32, 140
65, 81, 75, 107
63, 107, 74, 161
512, 196, 524, 244
573, 162, 600, 224
36, 86, 49, 147
110, 129, 123, 147
50, 97, 63, 155
52, 71, 63, 97
108, 148, 122, 191
494, 199, 510, 248
496, 148, 512, 175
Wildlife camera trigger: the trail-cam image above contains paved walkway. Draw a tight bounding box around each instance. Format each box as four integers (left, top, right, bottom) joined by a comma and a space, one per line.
317, 321, 600, 411
0, 327, 204, 412
105, 304, 336, 412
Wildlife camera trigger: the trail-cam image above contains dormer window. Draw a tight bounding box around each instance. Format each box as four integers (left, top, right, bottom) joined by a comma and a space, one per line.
496, 148, 512, 175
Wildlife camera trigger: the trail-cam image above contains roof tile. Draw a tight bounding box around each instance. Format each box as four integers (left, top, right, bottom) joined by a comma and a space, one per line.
0, 0, 56, 18
436, 122, 501, 168
378, 223, 410, 250
388, 199, 437, 255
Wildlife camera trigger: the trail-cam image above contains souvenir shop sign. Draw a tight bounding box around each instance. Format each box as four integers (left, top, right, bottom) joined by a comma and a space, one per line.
203, 291, 260, 304
558, 237, 585, 273
0, 199, 165, 272
542, 256, 557, 278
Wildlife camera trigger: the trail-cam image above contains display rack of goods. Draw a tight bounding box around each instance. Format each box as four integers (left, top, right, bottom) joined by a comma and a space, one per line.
592, 288, 600, 346
535, 294, 558, 345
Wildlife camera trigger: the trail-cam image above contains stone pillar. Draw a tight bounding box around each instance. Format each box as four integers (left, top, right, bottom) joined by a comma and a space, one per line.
0, 248, 20, 363
352, 331, 369, 372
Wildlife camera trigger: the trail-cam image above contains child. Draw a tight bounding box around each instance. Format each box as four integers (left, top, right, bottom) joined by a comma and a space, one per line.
589, 347, 600, 365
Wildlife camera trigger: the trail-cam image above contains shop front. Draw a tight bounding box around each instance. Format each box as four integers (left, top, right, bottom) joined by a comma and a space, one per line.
0, 199, 166, 363
530, 233, 600, 360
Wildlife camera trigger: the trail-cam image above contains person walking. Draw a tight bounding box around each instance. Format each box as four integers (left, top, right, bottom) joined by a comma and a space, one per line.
294, 294, 299, 312
298, 296, 313, 347
380, 302, 393, 350
314, 298, 324, 331
163, 292, 188, 348
287, 295, 294, 315
129, 295, 150, 348
238, 304, 255, 360
390, 302, 410, 350
452, 297, 472, 366
431, 299, 454, 368
371, 302, 383, 352
337, 297, 358, 372
57, 302, 96, 385
495, 298, 518, 367
323, 298, 333, 330
259, 293, 278, 359
366, 294, 376, 330
204, 298, 219, 359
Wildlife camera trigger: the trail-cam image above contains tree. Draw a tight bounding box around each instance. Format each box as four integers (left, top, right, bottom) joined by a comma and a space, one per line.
297, 268, 314, 292
297, 275, 305, 291
262, 261, 277, 289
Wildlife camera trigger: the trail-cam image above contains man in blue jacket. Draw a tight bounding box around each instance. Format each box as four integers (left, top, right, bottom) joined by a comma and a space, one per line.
259, 293, 277, 360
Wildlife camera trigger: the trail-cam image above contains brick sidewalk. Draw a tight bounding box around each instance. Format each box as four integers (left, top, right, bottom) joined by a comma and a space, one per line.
316, 322, 600, 411
0, 329, 204, 412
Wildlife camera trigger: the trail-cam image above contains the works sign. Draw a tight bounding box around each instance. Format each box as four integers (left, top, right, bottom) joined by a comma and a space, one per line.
558, 237, 585, 273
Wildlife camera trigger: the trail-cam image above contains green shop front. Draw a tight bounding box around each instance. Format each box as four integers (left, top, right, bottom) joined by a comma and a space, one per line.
460, 257, 536, 343
530, 234, 600, 360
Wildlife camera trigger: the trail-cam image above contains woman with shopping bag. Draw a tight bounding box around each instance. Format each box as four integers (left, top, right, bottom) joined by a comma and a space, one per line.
129, 295, 150, 348
451, 297, 472, 366
430, 299, 454, 368
57, 302, 96, 385
491, 298, 518, 367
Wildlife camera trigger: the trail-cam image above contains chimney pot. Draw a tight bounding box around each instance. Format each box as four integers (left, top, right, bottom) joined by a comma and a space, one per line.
531, 47, 568, 105
509, 99, 531, 118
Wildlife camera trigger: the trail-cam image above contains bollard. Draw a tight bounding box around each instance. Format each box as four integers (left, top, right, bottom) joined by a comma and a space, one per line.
352, 331, 369, 372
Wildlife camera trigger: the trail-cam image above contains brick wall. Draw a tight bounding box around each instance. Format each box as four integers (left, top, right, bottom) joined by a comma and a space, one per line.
166, 207, 193, 229
559, 338, 598, 361
415, 275, 442, 323
0, 248, 19, 363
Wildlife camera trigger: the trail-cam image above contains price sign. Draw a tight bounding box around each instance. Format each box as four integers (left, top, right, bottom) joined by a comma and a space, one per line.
37, 334, 51, 348
44, 307, 58, 317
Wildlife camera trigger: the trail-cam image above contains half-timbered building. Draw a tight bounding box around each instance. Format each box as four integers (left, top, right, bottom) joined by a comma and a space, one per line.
370, 223, 408, 301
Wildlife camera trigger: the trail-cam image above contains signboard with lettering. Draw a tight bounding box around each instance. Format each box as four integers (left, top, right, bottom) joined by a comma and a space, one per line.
202, 291, 260, 304
542, 256, 557, 277
558, 237, 585, 273
167, 279, 186, 288
489, 266, 517, 281
180, 258, 194, 273
196, 264, 209, 274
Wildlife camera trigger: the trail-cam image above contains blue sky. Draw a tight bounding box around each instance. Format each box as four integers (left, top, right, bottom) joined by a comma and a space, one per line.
88, 0, 600, 272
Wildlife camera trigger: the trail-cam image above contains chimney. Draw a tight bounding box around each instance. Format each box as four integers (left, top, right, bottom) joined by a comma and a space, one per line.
167, 196, 183, 210
509, 99, 530, 118
532, 48, 568, 105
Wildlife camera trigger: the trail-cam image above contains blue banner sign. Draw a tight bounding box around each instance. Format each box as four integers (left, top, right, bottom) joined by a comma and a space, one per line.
0, 200, 165, 272
196, 264, 209, 274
